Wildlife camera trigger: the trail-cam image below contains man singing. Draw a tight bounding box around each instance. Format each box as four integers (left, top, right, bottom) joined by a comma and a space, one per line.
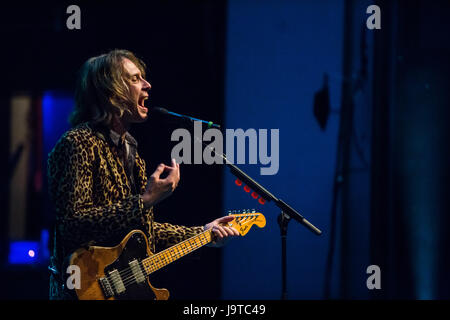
47, 49, 239, 299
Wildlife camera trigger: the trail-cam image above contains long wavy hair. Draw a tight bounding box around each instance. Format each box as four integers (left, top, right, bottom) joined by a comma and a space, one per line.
69, 49, 147, 127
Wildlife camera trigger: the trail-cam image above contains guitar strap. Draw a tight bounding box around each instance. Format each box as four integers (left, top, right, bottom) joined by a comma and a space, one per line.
48, 226, 64, 286
48, 225, 79, 300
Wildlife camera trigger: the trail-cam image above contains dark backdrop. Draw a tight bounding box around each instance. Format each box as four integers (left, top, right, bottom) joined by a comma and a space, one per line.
0, 0, 226, 299
1, 0, 450, 300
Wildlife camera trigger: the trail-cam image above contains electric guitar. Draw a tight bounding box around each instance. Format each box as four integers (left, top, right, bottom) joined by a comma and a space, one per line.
65, 210, 266, 300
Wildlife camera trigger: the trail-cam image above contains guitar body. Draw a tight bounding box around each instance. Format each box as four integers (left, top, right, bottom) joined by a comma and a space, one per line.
68, 230, 169, 300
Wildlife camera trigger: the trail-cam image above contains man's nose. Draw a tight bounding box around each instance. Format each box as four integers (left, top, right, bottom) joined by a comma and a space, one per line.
142, 79, 151, 90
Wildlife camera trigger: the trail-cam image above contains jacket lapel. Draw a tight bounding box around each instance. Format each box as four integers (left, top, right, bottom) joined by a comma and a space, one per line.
92, 125, 131, 197
134, 153, 147, 195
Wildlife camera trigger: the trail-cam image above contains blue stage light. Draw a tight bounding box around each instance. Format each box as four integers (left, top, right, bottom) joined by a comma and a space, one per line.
7, 229, 50, 265
42, 90, 73, 157
8, 241, 40, 264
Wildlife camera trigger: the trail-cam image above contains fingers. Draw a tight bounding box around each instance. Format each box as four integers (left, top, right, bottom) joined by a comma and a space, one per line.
218, 216, 239, 234
172, 158, 180, 181
211, 216, 240, 240
150, 160, 180, 184
212, 225, 239, 240
226, 225, 240, 236
166, 159, 180, 188
229, 226, 240, 236
212, 226, 226, 240
216, 215, 235, 223
163, 159, 179, 178
145, 160, 182, 206
150, 163, 166, 179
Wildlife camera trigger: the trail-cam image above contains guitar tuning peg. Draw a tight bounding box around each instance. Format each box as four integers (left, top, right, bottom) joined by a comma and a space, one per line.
227, 210, 231, 215
252, 209, 256, 213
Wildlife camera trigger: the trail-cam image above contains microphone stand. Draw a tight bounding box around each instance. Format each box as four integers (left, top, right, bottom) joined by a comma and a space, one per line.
156, 112, 322, 299
201, 127, 322, 300
223, 152, 322, 301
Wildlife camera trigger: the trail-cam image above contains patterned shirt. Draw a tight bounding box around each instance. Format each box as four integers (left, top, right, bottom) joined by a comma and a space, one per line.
47, 122, 204, 299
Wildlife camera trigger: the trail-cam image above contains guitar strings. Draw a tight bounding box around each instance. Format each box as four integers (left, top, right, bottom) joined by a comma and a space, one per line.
110, 215, 259, 291
118, 216, 257, 288
117, 230, 213, 288
118, 233, 211, 288
118, 216, 256, 288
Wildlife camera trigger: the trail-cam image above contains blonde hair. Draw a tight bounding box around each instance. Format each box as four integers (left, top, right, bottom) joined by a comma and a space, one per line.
69, 49, 147, 127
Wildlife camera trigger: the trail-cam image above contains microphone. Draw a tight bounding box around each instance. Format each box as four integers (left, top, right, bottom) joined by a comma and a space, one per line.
152, 107, 221, 129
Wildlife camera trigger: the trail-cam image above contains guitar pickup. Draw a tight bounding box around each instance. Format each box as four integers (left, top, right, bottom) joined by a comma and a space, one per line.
108, 269, 126, 295
129, 259, 146, 284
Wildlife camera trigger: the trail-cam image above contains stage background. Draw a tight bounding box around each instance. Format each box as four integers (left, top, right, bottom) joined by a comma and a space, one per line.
1, 0, 449, 300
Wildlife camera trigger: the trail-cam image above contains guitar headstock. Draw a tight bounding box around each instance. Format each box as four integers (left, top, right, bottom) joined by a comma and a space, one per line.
225, 209, 266, 236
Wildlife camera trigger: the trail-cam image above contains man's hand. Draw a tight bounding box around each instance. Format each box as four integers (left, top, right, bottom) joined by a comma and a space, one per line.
142, 159, 180, 208
204, 216, 240, 247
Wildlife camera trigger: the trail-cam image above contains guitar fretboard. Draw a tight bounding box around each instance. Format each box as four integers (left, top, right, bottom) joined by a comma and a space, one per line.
141, 230, 213, 275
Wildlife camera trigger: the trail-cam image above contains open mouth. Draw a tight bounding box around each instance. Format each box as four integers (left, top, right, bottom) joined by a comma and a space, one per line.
138, 96, 149, 112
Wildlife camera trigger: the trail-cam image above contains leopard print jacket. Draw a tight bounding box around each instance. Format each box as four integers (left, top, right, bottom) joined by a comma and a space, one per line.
47, 122, 204, 299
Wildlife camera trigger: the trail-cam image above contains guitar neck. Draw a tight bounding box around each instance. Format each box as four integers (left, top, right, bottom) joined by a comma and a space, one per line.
141, 229, 213, 275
